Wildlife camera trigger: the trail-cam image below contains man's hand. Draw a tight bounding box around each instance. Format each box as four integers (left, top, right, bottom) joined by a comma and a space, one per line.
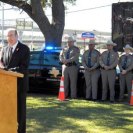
104, 65, 110, 70
0, 62, 4, 69
88, 67, 94, 71
62, 59, 68, 65
122, 70, 127, 75
85, 67, 93, 72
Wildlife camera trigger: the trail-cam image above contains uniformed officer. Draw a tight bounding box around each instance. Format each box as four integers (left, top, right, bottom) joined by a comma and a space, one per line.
118, 44, 133, 102
82, 40, 100, 101
99, 40, 119, 103
59, 36, 80, 99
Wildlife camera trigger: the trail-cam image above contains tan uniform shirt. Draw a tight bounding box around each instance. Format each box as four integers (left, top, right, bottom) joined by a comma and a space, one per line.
59, 45, 80, 64
99, 50, 119, 69
59, 45, 80, 99
82, 49, 100, 69
119, 54, 133, 72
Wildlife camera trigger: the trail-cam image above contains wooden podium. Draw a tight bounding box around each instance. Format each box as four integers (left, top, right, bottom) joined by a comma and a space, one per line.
0, 69, 23, 133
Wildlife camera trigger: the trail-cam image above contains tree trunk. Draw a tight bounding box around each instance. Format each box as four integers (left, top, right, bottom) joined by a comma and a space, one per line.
1, 0, 65, 47
51, 0, 65, 47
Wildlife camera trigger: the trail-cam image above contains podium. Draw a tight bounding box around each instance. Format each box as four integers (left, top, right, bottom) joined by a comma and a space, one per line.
0, 69, 23, 133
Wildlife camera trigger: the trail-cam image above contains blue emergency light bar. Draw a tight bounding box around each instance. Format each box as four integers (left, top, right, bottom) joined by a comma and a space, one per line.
45, 46, 54, 50
44, 46, 62, 53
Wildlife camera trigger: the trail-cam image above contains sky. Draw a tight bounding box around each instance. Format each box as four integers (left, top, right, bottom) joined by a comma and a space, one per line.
0, 0, 133, 33
64, 0, 133, 32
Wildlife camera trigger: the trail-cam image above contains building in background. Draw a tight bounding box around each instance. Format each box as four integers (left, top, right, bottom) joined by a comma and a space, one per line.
0, 19, 111, 51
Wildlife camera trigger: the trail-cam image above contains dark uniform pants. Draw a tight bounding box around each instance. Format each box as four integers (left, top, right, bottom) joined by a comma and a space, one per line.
17, 78, 27, 133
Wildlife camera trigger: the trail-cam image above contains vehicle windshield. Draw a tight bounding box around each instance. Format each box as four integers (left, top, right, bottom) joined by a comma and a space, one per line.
30, 51, 60, 66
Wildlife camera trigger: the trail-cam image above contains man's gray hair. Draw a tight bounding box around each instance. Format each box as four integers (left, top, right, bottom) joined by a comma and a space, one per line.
5, 28, 18, 36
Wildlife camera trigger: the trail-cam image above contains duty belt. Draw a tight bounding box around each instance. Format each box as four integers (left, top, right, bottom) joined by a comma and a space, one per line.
101, 66, 116, 70
65, 62, 77, 67
87, 66, 100, 69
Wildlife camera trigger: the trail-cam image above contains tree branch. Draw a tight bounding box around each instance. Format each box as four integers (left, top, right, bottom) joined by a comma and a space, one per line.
52, 0, 65, 25
0, 0, 51, 36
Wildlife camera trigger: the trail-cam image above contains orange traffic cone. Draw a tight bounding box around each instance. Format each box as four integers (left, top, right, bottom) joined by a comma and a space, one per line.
58, 76, 65, 101
130, 80, 133, 106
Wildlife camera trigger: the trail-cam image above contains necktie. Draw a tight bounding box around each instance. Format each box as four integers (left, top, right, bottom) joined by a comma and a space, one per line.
88, 51, 92, 68
66, 48, 70, 59
122, 56, 128, 69
106, 51, 110, 66
8, 47, 13, 63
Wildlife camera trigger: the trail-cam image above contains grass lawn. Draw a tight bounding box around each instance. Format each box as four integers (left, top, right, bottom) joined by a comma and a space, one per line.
26, 94, 133, 133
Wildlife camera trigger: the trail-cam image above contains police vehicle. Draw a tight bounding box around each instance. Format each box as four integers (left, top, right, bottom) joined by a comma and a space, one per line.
28, 46, 121, 99
28, 46, 62, 92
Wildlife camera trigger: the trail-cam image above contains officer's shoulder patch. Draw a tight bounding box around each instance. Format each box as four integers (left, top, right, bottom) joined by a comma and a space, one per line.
84, 50, 89, 53
74, 46, 79, 49
129, 54, 133, 57
95, 49, 100, 54
82, 50, 88, 55
74, 46, 80, 52
121, 54, 125, 58
102, 51, 107, 55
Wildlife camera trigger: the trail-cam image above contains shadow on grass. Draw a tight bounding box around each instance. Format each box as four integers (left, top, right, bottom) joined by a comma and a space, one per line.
26, 94, 133, 133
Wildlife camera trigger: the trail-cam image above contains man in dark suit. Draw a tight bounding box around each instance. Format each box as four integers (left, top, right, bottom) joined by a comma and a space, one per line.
0, 28, 30, 133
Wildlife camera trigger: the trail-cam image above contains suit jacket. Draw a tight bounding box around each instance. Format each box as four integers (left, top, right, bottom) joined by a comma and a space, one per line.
0, 41, 30, 92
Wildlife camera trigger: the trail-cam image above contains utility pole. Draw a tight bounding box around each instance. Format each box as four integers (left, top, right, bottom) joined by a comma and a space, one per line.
1, 2, 4, 46
31, 21, 33, 50
99, 32, 101, 52
93, 29, 101, 52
